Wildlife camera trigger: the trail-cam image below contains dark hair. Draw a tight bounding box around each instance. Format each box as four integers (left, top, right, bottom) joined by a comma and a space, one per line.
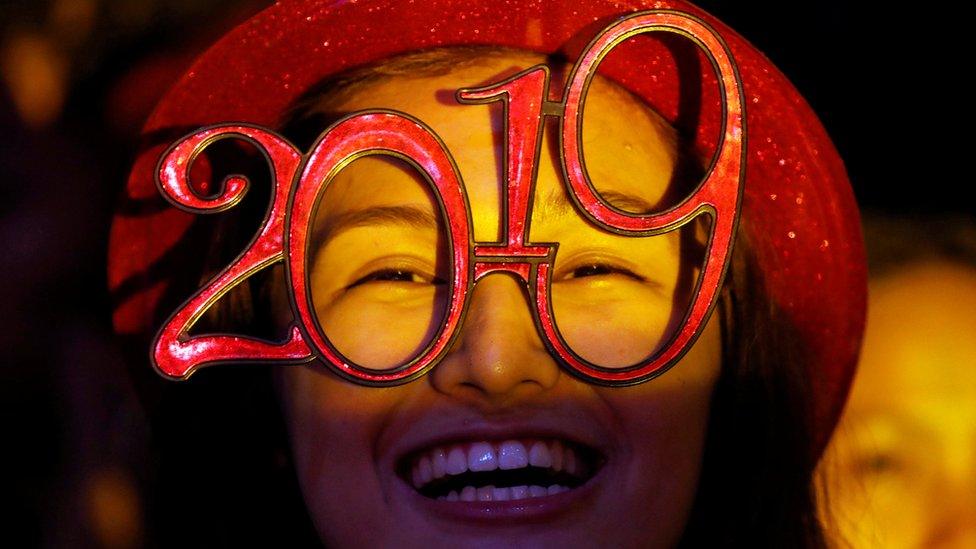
141, 47, 827, 547
680, 225, 825, 548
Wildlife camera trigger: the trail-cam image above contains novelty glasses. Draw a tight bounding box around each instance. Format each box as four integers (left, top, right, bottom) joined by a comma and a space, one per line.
152, 10, 745, 386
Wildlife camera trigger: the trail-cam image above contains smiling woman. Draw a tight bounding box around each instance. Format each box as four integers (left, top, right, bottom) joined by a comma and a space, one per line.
271, 49, 721, 547
108, 1, 866, 547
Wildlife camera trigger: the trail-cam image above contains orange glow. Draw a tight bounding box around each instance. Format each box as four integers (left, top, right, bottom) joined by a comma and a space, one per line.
820, 262, 976, 548
84, 468, 144, 549
1, 31, 67, 128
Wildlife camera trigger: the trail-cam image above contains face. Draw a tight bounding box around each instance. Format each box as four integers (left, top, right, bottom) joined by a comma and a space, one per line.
277, 53, 722, 548
820, 262, 976, 548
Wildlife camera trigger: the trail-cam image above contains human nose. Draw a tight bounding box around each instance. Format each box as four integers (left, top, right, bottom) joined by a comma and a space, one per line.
429, 272, 560, 405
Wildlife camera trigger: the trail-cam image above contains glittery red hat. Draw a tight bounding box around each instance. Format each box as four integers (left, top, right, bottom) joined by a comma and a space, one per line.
108, 0, 866, 455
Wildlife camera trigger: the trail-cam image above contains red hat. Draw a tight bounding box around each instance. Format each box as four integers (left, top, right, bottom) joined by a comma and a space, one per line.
108, 0, 866, 455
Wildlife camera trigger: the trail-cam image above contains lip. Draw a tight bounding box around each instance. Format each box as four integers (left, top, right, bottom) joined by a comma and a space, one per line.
377, 403, 615, 524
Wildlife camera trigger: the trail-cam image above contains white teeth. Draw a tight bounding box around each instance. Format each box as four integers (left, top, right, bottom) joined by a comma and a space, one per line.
431, 447, 447, 478
550, 440, 564, 471
498, 440, 528, 470
528, 441, 552, 468
468, 442, 497, 472
510, 485, 528, 500
418, 455, 433, 484
436, 484, 567, 503
477, 485, 493, 501
564, 448, 577, 476
410, 438, 591, 495
446, 447, 467, 475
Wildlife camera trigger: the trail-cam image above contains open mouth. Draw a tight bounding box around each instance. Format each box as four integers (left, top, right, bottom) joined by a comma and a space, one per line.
399, 438, 603, 502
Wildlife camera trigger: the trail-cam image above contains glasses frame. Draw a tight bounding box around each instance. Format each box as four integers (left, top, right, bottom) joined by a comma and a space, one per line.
151, 9, 745, 387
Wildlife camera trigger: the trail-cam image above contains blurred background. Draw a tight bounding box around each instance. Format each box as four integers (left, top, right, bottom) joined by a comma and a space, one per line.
0, 1, 967, 547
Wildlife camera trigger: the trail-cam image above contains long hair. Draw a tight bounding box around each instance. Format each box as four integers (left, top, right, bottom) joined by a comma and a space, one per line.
680, 225, 826, 548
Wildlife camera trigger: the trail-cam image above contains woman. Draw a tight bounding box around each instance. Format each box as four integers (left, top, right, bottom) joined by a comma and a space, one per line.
108, 1, 865, 546
819, 217, 976, 547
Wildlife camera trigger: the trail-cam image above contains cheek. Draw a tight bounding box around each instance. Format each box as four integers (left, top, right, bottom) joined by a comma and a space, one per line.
594, 317, 721, 538
613, 378, 714, 481
551, 291, 674, 368
317, 297, 439, 369
278, 368, 398, 540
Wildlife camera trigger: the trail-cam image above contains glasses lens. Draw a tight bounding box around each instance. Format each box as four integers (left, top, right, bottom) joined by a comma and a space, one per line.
547, 210, 709, 369
307, 155, 451, 371
578, 34, 708, 216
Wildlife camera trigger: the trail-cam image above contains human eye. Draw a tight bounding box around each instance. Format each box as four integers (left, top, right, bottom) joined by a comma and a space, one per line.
854, 450, 901, 477
568, 262, 646, 282
554, 249, 651, 285
341, 252, 448, 293
348, 267, 446, 289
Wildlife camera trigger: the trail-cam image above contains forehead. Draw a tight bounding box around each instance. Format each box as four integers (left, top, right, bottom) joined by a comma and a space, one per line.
312, 51, 678, 236
853, 262, 976, 410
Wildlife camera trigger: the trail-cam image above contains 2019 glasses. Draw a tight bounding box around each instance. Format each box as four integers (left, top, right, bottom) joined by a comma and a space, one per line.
151, 10, 744, 387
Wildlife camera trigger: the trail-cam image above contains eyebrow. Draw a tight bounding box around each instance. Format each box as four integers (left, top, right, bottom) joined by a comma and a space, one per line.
312, 205, 439, 248
312, 188, 658, 247
536, 187, 683, 255
537, 187, 658, 217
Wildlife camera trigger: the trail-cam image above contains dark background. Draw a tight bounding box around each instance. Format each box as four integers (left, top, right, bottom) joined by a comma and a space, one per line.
0, 1, 962, 546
